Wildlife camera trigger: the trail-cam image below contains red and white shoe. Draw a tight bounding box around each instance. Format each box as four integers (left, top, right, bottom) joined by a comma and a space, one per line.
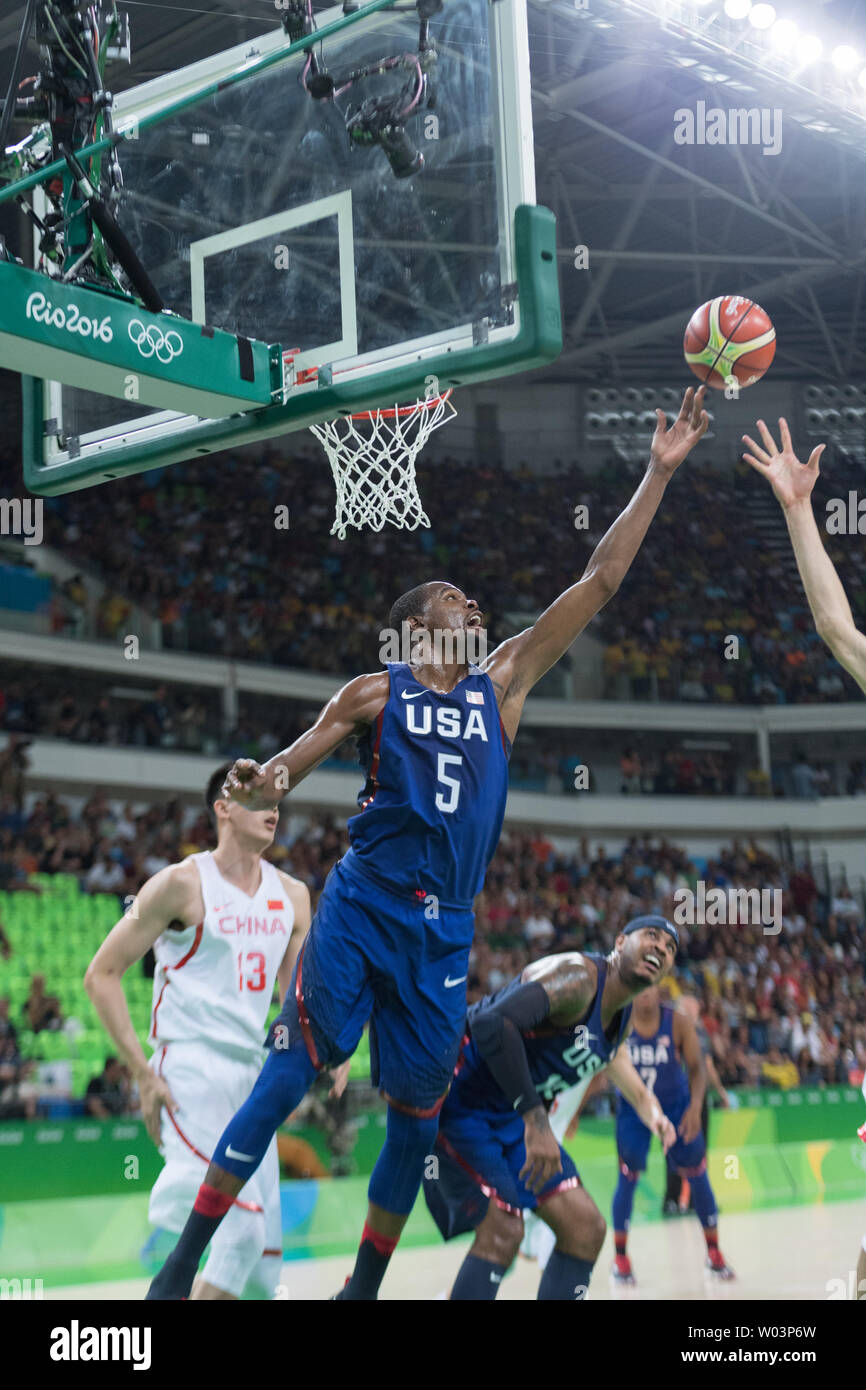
706, 1249, 735, 1280
611, 1254, 636, 1286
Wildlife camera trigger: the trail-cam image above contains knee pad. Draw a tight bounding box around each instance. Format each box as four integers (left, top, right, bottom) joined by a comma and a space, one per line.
385, 1103, 441, 1152
674, 1157, 707, 1179
255, 1035, 317, 1123
214, 1037, 317, 1180
368, 1105, 441, 1215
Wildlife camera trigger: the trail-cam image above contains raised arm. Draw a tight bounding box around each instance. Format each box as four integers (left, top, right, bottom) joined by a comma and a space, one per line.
224, 671, 390, 808
743, 417, 866, 693
84, 860, 201, 1142
484, 387, 709, 738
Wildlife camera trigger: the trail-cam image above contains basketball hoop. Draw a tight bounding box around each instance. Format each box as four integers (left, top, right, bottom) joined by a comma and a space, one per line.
310, 390, 456, 540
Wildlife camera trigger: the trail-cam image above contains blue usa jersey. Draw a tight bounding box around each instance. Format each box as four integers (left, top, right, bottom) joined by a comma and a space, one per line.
346, 662, 511, 906
451, 954, 632, 1116
617, 1006, 690, 1118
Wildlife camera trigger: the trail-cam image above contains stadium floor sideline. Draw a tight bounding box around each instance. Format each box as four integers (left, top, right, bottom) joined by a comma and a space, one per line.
41, 1198, 862, 1301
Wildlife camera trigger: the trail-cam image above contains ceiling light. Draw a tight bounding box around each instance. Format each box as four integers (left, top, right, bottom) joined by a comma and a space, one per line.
832, 45, 860, 73
749, 4, 776, 29
795, 34, 824, 66
769, 17, 799, 52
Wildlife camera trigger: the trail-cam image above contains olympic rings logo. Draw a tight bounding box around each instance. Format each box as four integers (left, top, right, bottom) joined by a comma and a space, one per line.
128, 319, 184, 364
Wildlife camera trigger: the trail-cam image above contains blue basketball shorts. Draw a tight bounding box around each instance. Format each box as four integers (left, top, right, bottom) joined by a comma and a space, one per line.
616, 1094, 706, 1176
273, 854, 475, 1113
423, 1095, 581, 1239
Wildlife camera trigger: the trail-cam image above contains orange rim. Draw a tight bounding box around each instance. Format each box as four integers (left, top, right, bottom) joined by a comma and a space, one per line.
342, 389, 453, 422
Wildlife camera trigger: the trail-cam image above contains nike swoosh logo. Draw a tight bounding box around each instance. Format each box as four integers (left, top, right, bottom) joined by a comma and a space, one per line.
213, 903, 232, 914
444, 975, 467, 988
401, 690, 426, 700
225, 1144, 255, 1162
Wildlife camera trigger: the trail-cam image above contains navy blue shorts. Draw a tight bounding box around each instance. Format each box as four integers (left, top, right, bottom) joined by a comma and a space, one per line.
616, 1094, 706, 1176
423, 1099, 581, 1239
275, 853, 474, 1113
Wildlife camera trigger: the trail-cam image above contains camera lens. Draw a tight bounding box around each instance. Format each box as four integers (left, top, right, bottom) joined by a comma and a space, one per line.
381, 124, 423, 178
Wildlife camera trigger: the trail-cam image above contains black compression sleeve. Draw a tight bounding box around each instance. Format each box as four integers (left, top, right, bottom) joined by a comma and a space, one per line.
469, 981, 551, 1116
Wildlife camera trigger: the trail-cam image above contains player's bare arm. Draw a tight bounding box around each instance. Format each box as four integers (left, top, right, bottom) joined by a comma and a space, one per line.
275, 871, 311, 1004
705, 1053, 729, 1107
673, 1011, 707, 1143
607, 1050, 676, 1154
483, 386, 709, 739
523, 951, 598, 1026
84, 858, 204, 1143
743, 417, 866, 693
223, 671, 390, 808
273, 871, 349, 1098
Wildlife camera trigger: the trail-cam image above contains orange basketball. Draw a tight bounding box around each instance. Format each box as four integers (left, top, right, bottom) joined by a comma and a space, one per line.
683, 295, 776, 391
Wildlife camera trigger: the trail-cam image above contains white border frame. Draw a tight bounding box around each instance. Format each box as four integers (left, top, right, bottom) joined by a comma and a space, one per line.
188, 191, 357, 372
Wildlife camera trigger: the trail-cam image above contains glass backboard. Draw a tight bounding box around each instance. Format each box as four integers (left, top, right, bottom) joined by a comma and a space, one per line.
21, 0, 560, 494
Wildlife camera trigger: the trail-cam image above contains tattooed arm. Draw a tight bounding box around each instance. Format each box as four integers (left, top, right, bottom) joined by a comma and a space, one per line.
469, 953, 599, 1194
523, 951, 599, 1026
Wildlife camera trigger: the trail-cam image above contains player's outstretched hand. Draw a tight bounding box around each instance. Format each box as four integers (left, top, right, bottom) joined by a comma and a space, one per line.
678, 1101, 702, 1145
138, 1068, 178, 1146
650, 385, 709, 475
742, 417, 824, 511
328, 1059, 351, 1099
520, 1107, 563, 1195
222, 758, 269, 808
654, 1113, 677, 1155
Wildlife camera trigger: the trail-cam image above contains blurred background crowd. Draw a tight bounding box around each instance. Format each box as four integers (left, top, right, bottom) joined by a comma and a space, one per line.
3, 443, 866, 706
1, 789, 863, 1121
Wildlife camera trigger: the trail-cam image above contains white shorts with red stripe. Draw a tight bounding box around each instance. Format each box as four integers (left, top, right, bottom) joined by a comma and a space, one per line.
149, 1040, 282, 1299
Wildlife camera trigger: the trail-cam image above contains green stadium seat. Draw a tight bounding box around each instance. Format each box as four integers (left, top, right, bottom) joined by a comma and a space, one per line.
33, 1029, 72, 1059
71, 1059, 94, 1094
349, 1031, 371, 1081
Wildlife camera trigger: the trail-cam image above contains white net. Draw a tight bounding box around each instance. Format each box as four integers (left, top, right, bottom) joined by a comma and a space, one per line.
310, 391, 456, 540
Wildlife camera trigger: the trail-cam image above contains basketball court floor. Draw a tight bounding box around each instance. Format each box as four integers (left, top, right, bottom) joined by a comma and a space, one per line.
41, 1198, 863, 1301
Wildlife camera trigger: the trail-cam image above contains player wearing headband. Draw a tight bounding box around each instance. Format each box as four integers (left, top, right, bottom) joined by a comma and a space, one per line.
422, 915, 678, 1300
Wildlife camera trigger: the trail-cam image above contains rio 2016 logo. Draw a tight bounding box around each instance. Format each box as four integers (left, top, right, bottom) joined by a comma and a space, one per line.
25, 291, 113, 343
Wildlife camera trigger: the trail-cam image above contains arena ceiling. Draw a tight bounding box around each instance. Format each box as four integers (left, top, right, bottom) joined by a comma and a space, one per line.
3, 0, 866, 385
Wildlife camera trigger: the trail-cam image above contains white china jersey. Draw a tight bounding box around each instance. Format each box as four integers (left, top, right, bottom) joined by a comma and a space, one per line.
547, 1074, 598, 1144
149, 852, 293, 1057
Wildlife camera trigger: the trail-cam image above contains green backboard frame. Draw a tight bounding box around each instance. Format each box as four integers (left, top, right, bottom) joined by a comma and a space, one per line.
23, 205, 560, 495
14, 0, 561, 496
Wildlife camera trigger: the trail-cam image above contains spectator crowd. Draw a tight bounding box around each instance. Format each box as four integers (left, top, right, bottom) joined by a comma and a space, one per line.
2, 437, 865, 706
1, 785, 863, 1119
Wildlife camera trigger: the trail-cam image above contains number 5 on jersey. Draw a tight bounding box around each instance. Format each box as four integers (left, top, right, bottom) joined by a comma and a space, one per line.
436, 752, 462, 813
